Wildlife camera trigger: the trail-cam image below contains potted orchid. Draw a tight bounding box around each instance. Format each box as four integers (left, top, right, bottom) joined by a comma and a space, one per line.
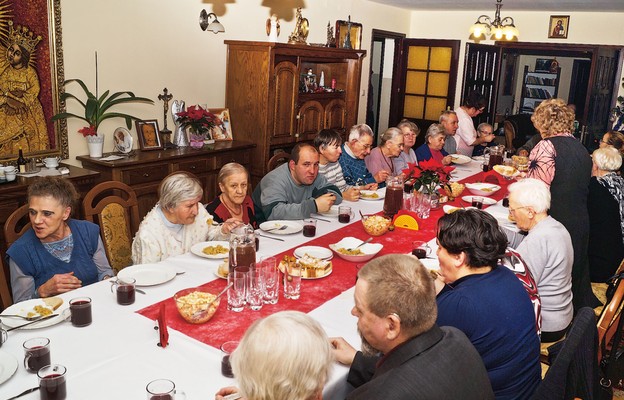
175, 105, 221, 148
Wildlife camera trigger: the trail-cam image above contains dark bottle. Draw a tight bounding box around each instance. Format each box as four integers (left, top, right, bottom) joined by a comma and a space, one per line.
17, 148, 27, 173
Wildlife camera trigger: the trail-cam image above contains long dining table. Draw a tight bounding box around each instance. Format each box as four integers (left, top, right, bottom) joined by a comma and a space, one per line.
0, 158, 514, 400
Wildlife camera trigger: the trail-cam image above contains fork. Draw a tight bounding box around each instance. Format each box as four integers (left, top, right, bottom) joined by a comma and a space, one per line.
1, 314, 47, 321
264, 225, 288, 232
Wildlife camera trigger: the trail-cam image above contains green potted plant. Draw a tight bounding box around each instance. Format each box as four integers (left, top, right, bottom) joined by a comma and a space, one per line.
52, 76, 153, 157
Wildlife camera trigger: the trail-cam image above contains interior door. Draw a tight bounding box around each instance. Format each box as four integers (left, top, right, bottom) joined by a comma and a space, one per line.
395, 39, 461, 147
462, 43, 502, 127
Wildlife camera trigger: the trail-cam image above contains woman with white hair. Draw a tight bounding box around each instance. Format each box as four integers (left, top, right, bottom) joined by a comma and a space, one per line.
414, 123, 453, 165
365, 127, 404, 178
132, 172, 239, 264
588, 147, 624, 282
215, 311, 333, 400
504, 178, 574, 342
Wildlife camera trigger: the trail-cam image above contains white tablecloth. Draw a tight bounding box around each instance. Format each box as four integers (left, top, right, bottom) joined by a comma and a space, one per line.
0, 161, 485, 400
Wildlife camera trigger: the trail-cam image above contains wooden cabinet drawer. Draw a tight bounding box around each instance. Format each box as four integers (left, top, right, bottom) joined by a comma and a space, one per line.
178, 159, 209, 174
122, 164, 169, 185
214, 151, 250, 168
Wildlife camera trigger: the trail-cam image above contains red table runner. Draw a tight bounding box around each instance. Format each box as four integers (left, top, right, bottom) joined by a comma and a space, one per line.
137, 170, 511, 348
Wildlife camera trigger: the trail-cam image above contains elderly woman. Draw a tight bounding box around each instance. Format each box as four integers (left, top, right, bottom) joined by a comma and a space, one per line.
414, 123, 453, 165
314, 129, 376, 202
392, 119, 420, 172
527, 98, 597, 309
132, 173, 239, 264
364, 127, 404, 179
504, 178, 573, 342
599, 130, 624, 175
205, 163, 257, 228
436, 209, 541, 399
7, 177, 113, 303
588, 147, 624, 282
215, 311, 333, 400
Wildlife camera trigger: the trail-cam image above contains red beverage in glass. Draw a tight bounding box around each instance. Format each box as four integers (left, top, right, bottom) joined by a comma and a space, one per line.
221, 354, 234, 378
26, 346, 51, 373
116, 285, 135, 305
502, 197, 510, 208
70, 299, 92, 327
383, 186, 403, 217
229, 246, 256, 275
39, 374, 67, 400
472, 199, 483, 209
303, 225, 316, 237
488, 154, 503, 169
482, 164, 490, 172
150, 396, 173, 400
338, 213, 351, 223
412, 248, 427, 259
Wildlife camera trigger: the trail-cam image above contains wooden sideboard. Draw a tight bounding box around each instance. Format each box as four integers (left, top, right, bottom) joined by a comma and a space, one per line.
77, 141, 255, 220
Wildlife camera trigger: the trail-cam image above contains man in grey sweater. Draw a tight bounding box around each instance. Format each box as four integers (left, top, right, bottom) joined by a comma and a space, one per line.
503, 178, 574, 342
440, 110, 459, 155
252, 143, 342, 223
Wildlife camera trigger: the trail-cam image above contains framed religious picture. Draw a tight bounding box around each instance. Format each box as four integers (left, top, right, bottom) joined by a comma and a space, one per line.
335, 20, 362, 50
135, 120, 163, 151
548, 15, 569, 39
207, 108, 234, 141
0, 0, 68, 161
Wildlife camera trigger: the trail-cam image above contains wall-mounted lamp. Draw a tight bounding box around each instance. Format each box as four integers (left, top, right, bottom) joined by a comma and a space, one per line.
199, 10, 225, 34
469, 0, 518, 41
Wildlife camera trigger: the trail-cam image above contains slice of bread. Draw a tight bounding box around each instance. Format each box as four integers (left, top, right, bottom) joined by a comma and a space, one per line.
43, 297, 63, 310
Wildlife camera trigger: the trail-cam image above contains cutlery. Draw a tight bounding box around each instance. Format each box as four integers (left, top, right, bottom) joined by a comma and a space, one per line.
6, 313, 58, 331
222, 393, 243, 400
311, 215, 331, 223
6, 386, 39, 400
176, 270, 186, 275
0, 314, 48, 321
264, 225, 288, 233
136, 288, 147, 295
256, 233, 285, 242
359, 210, 365, 218
192, 283, 232, 318
347, 237, 373, 252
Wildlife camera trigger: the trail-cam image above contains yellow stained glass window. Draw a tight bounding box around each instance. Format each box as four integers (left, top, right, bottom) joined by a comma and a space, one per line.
428, 72, 449, 97
429, 47, 452, 71
425, 98, 448, 121
406, 71, 426, 95
404, 95, 424, 119
407, 46, 429, 70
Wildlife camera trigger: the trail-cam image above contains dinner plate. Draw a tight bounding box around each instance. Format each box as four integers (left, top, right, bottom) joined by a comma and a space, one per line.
278, 261, 333, 280
259, 220, 303, 235
113, 127, 133, 154
317, 205, 355, 220
461, 195, 497, 205
0, 351, 18, 385
360, 188, 385, 201
450, 154, 471, 164
294, 246, 333, 260
117, 264, 177, 286
0, 299, 69, 329
443, 205, 477, 214
190, 241, 230, 259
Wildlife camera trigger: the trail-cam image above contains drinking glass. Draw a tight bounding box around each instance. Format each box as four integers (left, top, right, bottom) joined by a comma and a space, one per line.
411, 241, 432, 259
38, 364, 67, 400
111, 277, 136, 305
227, 269, 247, 312
146, 378, 186, 400
259, 257, 279, 304
23, 337, 51, 373
471, 196, 484, 209
220, 341, 239, 378
69, 297, 92, 327
302, 218, 316, 237
283, 263, 302, 300
338, 206, 352, 223
416, 193, 431, 219
246, 270, 264, 311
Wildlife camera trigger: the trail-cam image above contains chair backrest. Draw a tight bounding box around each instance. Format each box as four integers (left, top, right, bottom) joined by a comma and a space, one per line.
2, 203, 31, 309
597, 276, 624, 361
82, 181, 140, 275
267, 151, 290, 172
0, 256, 13, 311
532, 307, 601, 400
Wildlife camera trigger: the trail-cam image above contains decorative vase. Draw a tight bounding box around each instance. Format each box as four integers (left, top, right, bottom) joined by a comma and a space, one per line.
171, 100, 189, 147
86, 134, 105, 158
188, 127, 206, 149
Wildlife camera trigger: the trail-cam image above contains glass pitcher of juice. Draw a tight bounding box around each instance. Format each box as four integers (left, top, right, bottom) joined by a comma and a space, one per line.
383, 175, 404, 217
228, 224, 256, 275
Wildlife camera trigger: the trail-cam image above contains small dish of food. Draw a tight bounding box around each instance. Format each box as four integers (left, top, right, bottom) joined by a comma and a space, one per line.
329, 237, 384, 262
465, 182, 501, 197
493, 164, 519, 179
449, 154, 471, 164
361, 214, 392, 236
174, 288, 220, 324
191, 241, 230, 259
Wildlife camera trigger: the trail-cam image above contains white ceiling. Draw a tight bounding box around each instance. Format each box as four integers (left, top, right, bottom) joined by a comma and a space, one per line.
368, 0, 624, 12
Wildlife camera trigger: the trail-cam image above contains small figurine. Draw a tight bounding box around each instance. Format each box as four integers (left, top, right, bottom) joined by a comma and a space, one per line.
157, 88, 173, 147
266, 14, 280, 42
171, 100, 188, 148
343, 15, 352, 49
288, 7, 309, 45
326, 21, 336, 47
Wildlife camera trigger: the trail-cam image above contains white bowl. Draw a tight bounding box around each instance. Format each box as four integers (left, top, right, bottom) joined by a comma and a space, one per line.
465, 182, 501, 197
329, 237, 383, 262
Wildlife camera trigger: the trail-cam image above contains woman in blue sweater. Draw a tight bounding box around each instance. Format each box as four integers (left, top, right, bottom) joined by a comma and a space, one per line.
435, 209, 541, 400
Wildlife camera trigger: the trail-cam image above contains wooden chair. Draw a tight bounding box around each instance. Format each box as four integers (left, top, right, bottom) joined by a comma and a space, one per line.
592, 258, 624, 317
82, 181, 140, 275
597, 276, 624, 361
2, 204, 31, 309
267, 151, 290, 172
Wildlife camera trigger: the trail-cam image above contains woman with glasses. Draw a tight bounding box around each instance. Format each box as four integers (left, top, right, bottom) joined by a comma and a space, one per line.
393, 119, 420, 172
454, 91, 494, 157
364, 127, 404, 179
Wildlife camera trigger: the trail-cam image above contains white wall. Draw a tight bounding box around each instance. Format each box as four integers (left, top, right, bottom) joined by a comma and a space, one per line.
60, 0, 411, 164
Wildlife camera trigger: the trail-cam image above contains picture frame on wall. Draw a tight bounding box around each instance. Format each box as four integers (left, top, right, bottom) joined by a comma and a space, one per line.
0, 0, 68, 161
135, 120, 163, 151
535, 58, 554, 72
548, 15, 569, 39
335, 20, 362, 50
207, 108, 234, 141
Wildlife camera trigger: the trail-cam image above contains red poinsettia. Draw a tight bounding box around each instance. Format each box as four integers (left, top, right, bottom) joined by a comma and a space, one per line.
402, 159, 455, 194
176, 105, 221, 134
78, 125, 98, 137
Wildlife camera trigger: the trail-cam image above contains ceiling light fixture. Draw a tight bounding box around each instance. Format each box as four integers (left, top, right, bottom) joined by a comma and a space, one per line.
469, 0, 518, 41
199, 9, 225, 34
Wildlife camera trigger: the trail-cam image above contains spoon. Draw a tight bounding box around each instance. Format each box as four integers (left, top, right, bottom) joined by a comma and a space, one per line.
347, 237, 373, 252
192, 283, 232, 318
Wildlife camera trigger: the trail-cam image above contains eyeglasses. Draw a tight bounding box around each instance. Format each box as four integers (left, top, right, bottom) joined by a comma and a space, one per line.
357, 140, 372, 150
390, 141, 405, 148
508, 206, 529, 214
403, 133, 417, 137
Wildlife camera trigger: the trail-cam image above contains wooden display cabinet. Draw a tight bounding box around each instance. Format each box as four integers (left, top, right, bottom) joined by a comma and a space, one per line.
224, 40, 366, 185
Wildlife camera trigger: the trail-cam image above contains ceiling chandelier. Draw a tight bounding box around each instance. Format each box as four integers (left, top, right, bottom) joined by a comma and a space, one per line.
469, 0, 519, 41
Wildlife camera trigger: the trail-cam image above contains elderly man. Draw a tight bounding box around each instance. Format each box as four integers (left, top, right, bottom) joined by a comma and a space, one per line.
339, 124, 388, 186
454, 91, 494, 156
504, 178, 574, 342
440, 110, 459, 155
330, 254, 494, 399
252, 143, 342, 222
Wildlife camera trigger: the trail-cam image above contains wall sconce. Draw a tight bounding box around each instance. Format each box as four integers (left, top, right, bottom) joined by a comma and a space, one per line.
469, 0, 518, 41
199, 10, 225, 34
